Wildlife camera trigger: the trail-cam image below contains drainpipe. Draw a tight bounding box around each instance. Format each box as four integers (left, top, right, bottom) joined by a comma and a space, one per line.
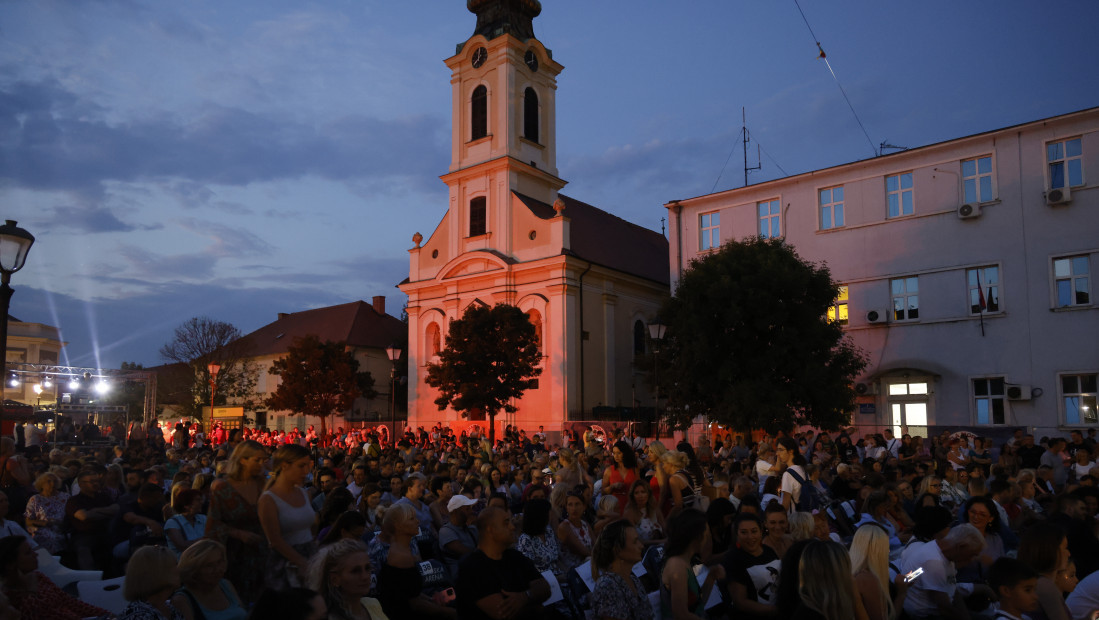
577, 260, 592, 420
670, 201, 683, 286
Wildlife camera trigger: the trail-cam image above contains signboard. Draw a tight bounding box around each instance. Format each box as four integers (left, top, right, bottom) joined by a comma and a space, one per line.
859, 403, 877, 415
210, 406, 245, 418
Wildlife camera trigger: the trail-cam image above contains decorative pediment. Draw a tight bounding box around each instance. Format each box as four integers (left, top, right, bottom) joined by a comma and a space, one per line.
438, 251, 511, 280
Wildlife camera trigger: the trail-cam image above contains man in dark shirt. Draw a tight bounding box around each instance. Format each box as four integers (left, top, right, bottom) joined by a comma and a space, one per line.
111, 482, 166, 563
1017, 434, 1045, 470
456, 506, 550, 620
65, 468, 119, 569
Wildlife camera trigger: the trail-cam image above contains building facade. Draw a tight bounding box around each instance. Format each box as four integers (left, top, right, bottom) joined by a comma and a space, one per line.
667, 108, 1099, 438
400, 1, 669, 437
3, 317, 64, 409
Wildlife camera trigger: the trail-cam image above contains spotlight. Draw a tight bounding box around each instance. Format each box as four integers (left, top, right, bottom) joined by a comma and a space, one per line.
33, 384, 42, 395
69, 377, 80, 390
95, 381, 110, 395
7, 375, 17, 388
42, 378, 52, 389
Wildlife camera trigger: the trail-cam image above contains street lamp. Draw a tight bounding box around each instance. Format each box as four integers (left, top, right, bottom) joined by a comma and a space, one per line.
0, 220, 35, 430
207, 362, 220, 425
385, 344, 402, 447
647, 321, 666, 439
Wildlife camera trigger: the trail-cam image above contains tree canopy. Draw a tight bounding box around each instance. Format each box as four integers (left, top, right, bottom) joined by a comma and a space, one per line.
655, 236, 867, 434
425, 303, 542, 444
158, 317, 259, 418
264, 335, 375, 436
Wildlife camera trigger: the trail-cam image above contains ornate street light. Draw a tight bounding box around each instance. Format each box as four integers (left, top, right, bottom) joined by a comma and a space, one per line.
0, 220, 35, 429
207, 362, 221, 423
385, 344, 402, 447
647, 321, 666, 439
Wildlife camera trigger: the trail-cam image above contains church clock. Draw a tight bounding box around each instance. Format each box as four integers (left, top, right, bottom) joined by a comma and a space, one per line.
471, 46, 488, 68
524, 49, 538, 72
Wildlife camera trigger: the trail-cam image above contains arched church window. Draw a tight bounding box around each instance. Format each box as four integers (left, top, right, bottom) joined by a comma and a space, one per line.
471, 85, 487, 140
523, 87, 539, 143
633, 320, 645, 355
469, 197, 487, 237
425, 322, 441, 358
527, 309, 543, 352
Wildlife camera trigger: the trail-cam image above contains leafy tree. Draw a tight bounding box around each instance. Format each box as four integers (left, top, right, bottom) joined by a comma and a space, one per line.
425, 303, 542, 444
655, 236, 867, 434
159, 317, 259, 419
264, 335, 376, 436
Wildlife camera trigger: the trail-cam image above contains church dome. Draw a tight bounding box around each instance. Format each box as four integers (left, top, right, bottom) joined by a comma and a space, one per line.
467, 0, 541, 41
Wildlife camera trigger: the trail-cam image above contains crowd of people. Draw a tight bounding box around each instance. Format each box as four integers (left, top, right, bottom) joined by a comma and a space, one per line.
3, 419, 1099, 619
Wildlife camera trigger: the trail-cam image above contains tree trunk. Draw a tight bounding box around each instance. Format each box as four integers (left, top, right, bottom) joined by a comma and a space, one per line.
488, 411, 496, 446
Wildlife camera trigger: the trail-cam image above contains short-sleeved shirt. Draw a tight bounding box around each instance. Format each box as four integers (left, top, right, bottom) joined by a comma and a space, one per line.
164, 513, 208, 556
456, 549, 541, 620
723, 546, 781, 616
780, 465, 806, 507
439, 522, 478, 575
65, 491, 114, 534
899, 539, 956, 617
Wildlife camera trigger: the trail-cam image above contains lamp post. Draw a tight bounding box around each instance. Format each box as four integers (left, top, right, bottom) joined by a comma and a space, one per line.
0, 221, 35, 432
647, 321, 666, 439
207, 362, 220, 427
385, 344, 402, 448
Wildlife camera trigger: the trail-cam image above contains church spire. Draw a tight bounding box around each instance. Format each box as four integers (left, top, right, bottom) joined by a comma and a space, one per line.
467, 0, 541, 41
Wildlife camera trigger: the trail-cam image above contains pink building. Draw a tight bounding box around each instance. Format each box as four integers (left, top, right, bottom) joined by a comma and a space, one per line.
400, 1, 669, 438
668, 107, 1099, 438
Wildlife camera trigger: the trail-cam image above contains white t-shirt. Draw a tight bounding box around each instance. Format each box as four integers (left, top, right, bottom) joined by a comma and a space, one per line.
900, 540, 956, 617
755, 459, 774, 494
780, 465, 806, 507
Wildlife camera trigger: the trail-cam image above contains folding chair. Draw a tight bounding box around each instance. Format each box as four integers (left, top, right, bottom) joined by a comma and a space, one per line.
76, 576, 127, 615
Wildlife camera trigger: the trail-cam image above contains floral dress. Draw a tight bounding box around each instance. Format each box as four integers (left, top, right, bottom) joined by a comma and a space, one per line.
205, 480, 266, 606
119, 599, 185, 620
558, 519, 593, 575
24, 491, 69, 554
592, 571, 651, 620
516, 526, 561, 574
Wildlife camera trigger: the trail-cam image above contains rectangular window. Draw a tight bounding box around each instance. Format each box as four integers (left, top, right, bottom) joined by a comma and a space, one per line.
1063, 373, 1098, 425
1054, 255, 1090, 307
758, 199, 781, 238
886, 172, 914, 218
974, 377, 1006, 425
819, 186, 845, 230
962, 156, 994, 203
828, 285, 849, 324
469, 196, 487, 237
699, 212, 720, 250
967, 266, 1000, 314
891, 276, 919, 321
1048, 137, 1083, 189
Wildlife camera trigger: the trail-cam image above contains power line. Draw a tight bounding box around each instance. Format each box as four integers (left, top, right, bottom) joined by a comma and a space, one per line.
792, 0, 879, 157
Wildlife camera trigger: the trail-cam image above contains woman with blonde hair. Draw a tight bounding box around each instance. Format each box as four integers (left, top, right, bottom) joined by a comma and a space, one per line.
307, 538, 388, 620
205, 439, 268, 605
661, 450, 698, 517
622, 478, 665, 544
23, 471, 68, 553
120, 545, 184, 619
787, 511, 815, 541
794, 540, 861, 620
849, 524, 907, 620
368, 503, 455, 619
259, 443, 317, 590
171, 539, 247, 620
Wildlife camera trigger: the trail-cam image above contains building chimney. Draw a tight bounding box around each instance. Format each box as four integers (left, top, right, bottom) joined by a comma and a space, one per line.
277, 313, 289, 320
372, 296, 386, 315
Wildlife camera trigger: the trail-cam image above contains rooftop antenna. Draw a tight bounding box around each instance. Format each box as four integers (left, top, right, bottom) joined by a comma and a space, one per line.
879, 140, 909, 154
743, 108, 762, 187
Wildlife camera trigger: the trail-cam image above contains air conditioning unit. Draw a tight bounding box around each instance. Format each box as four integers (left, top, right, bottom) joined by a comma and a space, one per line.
866, 309, 888, 324
1046, 186, 1072, 206
1006, 384, 1032, 401
855, 382, 880, 396
957, 203, 981, 219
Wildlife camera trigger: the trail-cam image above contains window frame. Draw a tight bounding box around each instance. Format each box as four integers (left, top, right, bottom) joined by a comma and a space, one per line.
1060, 372, 1099, 427
819, 185, 845, 230
758, 198, 782, 239
468, 196, 487, 237
1047, 137, 1083, 190
523, 87, 539, 143
828, 285, 849, 325
886, 172, 915, 218
961, 155, 995, 204
699, 211, 720, 251
966, 265, 1001, 315
972, 376, 1007, 425
471, 85, 488, 141
890, 276, 919, 322
1052, 254, 1091, 308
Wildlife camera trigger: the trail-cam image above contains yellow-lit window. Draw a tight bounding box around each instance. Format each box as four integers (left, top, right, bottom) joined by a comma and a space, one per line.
828, 285, 849, 325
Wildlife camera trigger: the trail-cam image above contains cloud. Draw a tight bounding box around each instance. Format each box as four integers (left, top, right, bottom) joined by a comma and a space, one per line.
39, 205, 162, 233
0, 78, 448, 196
115, 244, 218, 281
175, 218, 272, 258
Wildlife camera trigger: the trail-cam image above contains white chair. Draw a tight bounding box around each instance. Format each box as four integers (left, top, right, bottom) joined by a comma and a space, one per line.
76, 576, 127, 615
35, 547, 102, 589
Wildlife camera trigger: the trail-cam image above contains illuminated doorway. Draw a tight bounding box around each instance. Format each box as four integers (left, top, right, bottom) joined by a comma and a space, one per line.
888, 380, 930, 438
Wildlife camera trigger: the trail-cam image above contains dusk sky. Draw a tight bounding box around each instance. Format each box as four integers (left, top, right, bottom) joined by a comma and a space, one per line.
3, 1, 1098, 370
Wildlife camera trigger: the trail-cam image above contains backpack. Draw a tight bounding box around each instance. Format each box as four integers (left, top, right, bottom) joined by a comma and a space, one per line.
784, 468, 823, 512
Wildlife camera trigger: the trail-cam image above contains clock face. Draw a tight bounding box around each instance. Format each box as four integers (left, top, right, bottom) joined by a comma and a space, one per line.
524, 50, 538, 72
472, 47, 488, 68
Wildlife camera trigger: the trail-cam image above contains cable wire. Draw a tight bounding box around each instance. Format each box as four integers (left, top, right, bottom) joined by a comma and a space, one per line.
711, 128, 744, 193
792, 0, 878, 157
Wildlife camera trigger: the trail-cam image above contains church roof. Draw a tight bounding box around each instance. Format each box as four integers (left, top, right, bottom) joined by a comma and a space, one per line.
240, 300, 405, 357
515, 192, 670, 285
467, 0, 541, 41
